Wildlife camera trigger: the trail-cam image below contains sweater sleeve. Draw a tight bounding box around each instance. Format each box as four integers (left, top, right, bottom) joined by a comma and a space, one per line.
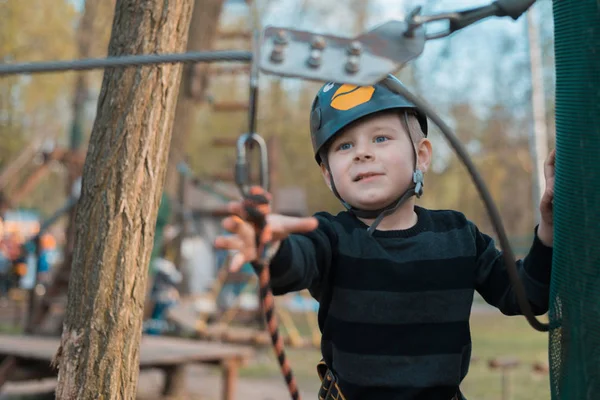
268, 213, 337, 298
473, 223, 553, 316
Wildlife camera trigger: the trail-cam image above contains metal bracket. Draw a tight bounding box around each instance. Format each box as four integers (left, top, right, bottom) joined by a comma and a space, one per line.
259, 20, 426, 86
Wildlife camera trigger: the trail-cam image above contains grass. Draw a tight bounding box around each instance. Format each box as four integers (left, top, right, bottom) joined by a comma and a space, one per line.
0, 293, 552, 400
238, 309, 551, 400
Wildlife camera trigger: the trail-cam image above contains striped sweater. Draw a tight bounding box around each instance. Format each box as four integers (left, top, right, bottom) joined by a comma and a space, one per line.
269, 206, 552, 400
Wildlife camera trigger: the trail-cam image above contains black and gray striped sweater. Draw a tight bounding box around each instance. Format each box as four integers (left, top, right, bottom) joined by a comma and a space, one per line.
269, 206, 552, 400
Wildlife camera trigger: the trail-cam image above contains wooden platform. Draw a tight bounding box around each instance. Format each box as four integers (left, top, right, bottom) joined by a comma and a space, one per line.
168, 298, 318, 350
0, 334, 254, 399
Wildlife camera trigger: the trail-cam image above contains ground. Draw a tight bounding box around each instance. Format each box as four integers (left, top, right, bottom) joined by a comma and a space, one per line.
1, 300, 551, 400
1, 366, 319, 400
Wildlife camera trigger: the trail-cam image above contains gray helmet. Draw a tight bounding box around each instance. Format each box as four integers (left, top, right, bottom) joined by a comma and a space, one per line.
309, 74, 427, 164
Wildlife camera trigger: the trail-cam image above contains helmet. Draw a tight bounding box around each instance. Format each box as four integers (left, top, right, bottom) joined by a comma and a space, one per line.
309, 74, 427, 164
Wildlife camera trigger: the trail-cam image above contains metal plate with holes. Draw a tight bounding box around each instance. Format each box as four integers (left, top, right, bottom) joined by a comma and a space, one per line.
259, 21, 426, 86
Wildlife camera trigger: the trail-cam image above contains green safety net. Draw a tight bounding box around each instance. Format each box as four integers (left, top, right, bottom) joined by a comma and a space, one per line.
549, 0, 600, 399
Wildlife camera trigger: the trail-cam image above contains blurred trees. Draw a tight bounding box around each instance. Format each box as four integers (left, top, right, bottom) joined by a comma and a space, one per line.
0, 0, 114, 216
1, 0, 556, 241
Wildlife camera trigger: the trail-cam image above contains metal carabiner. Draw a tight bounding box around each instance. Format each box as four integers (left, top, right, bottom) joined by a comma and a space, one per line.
404, 3, 511, 41
235, 132, 269, 196
403, 6, 462, 40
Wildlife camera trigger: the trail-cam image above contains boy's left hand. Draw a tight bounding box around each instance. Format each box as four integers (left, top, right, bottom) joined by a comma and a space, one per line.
538, 149, 555, 247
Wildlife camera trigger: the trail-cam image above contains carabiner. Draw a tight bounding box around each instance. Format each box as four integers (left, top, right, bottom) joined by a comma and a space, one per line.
404, 6, 462, 40
235, 132, 269, 196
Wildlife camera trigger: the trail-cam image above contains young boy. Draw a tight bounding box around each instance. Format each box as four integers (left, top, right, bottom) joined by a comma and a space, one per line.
214, 75, 555, 400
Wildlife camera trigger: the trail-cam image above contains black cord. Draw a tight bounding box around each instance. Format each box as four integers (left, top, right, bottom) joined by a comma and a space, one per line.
0, 50, 252, 76
382, 78, 550, 333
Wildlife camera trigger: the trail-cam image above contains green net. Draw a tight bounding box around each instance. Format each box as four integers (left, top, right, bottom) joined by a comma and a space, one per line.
549, 1, 600, 399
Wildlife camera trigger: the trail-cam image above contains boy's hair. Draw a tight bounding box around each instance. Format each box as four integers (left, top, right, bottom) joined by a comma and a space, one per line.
318, 109, 426, 164
401, 110, 426, 143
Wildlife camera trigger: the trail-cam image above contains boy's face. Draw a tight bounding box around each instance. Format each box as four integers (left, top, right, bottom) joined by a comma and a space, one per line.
320, 111, 431, 210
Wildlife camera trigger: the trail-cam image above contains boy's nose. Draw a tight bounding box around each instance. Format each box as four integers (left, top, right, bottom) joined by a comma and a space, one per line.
353, 144, 374, 161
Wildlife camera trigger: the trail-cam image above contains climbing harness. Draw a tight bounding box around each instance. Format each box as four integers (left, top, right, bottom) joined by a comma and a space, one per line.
0, 0, 551, 398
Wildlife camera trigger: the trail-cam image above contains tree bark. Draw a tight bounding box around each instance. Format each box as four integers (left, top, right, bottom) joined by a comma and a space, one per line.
54, 0, 194, 398
164, 0, 226, 198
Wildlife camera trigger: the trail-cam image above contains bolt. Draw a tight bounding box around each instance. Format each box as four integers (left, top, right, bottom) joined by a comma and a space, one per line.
274, 29, 289, 45
307, 49, 322, 68
311, 36, 326, 50
347, 41, 362, 56
345, 55, 360, 74
270, 44, 285, 63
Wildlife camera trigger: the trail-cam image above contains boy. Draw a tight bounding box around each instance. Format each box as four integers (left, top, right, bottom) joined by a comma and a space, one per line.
214, 75, 555, 399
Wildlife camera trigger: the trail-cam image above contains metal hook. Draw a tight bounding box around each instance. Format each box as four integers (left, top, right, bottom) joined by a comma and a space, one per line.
235, 133, 269, 196
404, 6, 462, 40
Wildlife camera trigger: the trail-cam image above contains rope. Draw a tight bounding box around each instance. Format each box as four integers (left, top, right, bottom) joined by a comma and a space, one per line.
0, 50, 252, 76
242, 186, 301, 400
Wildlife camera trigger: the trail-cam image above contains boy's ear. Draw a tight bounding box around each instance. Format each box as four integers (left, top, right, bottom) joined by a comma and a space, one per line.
320, 163, 333, 191
417, 138, 433, 173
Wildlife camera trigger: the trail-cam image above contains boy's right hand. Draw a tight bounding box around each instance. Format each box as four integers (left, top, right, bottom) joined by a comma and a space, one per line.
214, 200, 319, 272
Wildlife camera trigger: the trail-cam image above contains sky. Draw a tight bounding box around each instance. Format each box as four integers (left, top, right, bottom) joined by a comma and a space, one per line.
66, 0, 554, 169
69, 0, 553, 114
217, 0, 555, 172
224, 0, 551, 110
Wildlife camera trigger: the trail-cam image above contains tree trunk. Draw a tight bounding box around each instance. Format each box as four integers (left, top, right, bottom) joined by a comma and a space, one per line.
54, 0, 194, 398
164, 0, 225, 198
526, 7, 549, 225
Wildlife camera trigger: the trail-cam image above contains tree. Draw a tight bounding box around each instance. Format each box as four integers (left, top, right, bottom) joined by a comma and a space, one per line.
0, 0, 78, 171
53, 0, 194, 397
38, 0, 114, 325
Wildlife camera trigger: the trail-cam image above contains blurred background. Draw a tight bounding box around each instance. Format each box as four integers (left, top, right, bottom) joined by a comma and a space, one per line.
0, 0, 555, 399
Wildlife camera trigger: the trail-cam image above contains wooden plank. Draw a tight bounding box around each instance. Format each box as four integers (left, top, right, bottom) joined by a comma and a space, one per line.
222, 359, 240, 400
217, 30, 251, 40
168, 306, 317, 350
488, 357, 521, 370
0, 356, 17, 388
212, 101, 249, 112
162, 365, 187, 397
209, 65, 250, 76
0, 334, 253, 368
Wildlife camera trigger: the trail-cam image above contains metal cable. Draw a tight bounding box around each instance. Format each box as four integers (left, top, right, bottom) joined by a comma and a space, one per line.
382, 78, 550, 332
0, 50, 252, 76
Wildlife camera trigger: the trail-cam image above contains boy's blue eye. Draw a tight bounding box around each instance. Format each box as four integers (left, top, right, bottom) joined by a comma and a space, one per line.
374, 136, 388, 143
338, 142, 352, 151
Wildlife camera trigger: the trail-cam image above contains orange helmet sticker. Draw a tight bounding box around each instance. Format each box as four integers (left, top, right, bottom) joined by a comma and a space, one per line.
330, 85, 375, 111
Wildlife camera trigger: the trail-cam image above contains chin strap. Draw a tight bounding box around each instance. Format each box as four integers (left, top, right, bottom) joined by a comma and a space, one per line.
325, 112, 425, 234
364, 170, 423, 235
